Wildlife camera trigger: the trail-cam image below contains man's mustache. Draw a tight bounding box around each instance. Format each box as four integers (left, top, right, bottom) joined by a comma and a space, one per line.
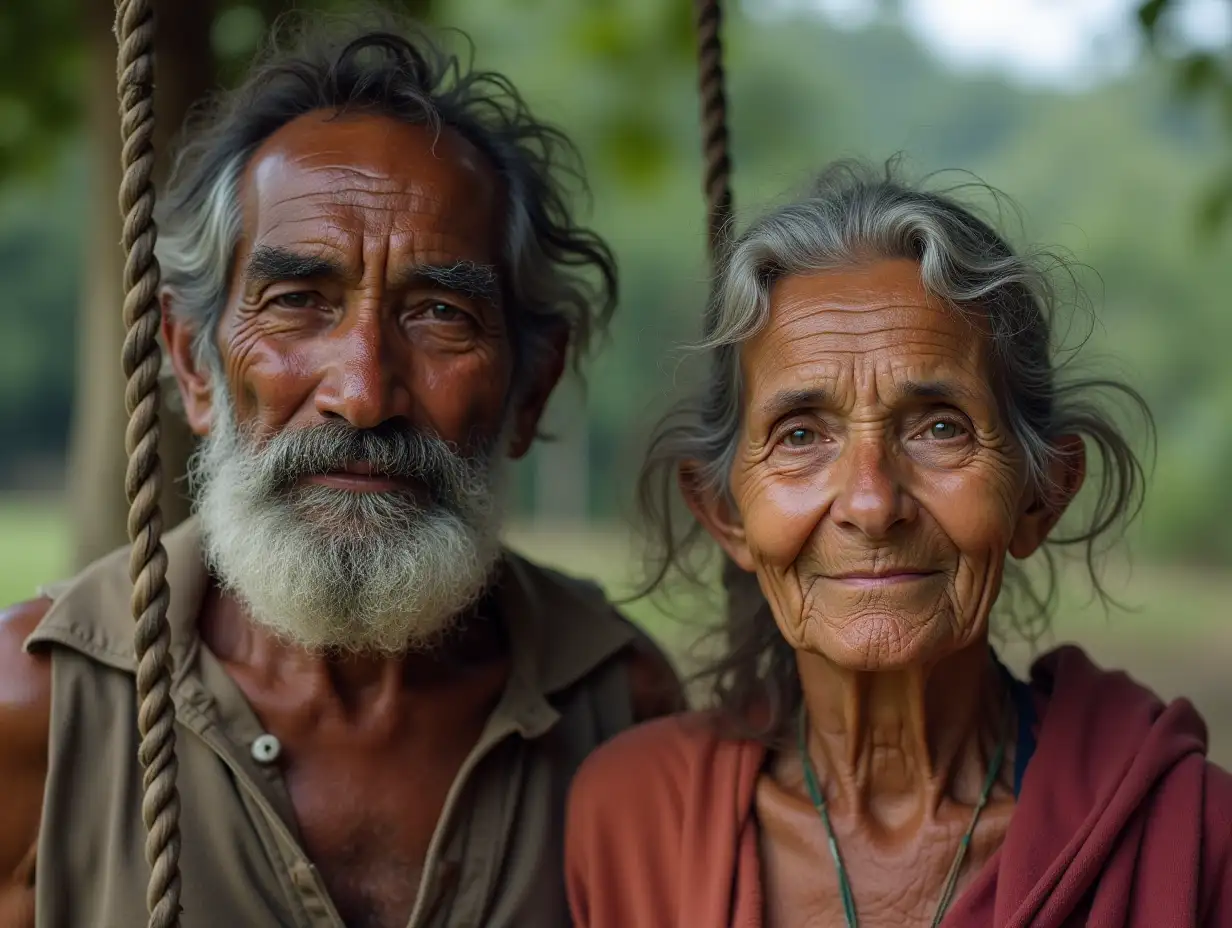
250, 421, 476, 495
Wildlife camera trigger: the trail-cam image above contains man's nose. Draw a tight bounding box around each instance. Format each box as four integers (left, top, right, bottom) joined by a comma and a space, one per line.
828, 434, 917, 539
313, 308, 413, 429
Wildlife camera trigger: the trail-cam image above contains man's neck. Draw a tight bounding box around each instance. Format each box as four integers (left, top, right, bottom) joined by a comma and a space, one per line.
198, 581, 509, 716
796, 641, 1009, 830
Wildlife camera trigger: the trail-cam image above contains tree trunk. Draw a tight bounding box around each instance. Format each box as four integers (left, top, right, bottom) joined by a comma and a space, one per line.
67, 0, 215, 569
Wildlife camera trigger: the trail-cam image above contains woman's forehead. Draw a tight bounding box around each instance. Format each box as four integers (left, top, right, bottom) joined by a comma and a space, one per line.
744, 260, 993, 395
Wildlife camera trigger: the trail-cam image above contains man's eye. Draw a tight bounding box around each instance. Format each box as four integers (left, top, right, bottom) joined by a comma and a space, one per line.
271, 291, 317, 310
427, 302, 465, 322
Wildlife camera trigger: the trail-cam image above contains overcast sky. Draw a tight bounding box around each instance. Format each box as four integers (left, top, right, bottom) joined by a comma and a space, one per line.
760, 0, 1232, 89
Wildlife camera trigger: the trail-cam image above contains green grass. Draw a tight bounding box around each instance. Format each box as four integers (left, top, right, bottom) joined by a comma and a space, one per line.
0, 496, 70, 606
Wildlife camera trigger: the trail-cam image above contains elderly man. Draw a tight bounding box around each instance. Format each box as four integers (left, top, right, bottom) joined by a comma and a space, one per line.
0, 15, 681, 928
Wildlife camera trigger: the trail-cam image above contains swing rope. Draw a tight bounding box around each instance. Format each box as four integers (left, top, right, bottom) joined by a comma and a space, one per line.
693, 0, 750, 622
115, 0, 182, 924
693, 0, 733, 268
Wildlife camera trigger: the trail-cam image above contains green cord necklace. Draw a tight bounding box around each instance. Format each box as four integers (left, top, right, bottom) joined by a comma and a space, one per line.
795, 704, 1008, 928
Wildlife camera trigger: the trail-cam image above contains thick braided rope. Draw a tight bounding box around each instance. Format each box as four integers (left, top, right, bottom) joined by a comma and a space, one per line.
694, 0, 733, 267
114, 1, 183, 925
694, 0, 749, 615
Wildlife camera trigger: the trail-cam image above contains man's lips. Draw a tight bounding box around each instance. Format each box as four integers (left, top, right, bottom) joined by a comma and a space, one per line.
298, 461, 413, 493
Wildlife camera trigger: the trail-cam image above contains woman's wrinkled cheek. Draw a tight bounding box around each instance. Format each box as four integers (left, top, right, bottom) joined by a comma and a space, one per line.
738, 472, 826, 567
924, 463, 1021, 603
735, 469, 829, 646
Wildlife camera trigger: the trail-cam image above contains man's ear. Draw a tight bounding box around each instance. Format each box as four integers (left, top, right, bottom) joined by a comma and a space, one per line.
506, 325, 569, 460
678, 462, 756, 572
1009, 434, 1086, 559
161, 292, 214, 437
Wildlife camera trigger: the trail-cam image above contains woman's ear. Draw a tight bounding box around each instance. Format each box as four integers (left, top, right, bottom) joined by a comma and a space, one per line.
161, 291, 214, 437
1009, 434, 1087, 559
678, 462, 756, 572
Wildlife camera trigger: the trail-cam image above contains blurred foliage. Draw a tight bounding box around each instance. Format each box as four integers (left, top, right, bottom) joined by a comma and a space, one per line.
0, 0, 83, 179
1137, 0, 1232, 232
1, 1, 1230, 566
0, 0, 438, 178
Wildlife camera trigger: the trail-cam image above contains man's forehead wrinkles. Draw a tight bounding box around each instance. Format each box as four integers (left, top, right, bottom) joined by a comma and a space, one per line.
257, 188, 441, 217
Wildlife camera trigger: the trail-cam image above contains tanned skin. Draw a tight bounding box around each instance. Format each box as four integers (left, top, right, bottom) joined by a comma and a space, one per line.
0, 112, 683, 928
687, 261, 1083, 927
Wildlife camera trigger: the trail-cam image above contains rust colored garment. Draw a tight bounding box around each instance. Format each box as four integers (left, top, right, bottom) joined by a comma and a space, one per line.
565, 646, 1232, 927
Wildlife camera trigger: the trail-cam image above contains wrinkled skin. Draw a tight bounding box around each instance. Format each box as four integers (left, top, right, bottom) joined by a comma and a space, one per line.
687, 259, 1084, 927
0, 112, 682, 928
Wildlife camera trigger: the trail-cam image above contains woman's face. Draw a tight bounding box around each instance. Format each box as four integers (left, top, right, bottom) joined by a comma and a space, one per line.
709, 259, 1065, 671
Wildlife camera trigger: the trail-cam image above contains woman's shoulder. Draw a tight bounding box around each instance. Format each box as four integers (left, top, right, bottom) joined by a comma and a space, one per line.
1203, 758, 1232, 853
572, 712, 733, 801
568, 710, 766, 830
565, 712, 768, 925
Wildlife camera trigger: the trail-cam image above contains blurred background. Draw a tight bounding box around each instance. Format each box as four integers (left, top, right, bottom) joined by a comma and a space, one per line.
0, 0, 1228, 761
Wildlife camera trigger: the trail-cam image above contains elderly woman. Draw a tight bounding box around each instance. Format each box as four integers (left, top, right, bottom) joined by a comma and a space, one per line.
564, 164, 1232, 928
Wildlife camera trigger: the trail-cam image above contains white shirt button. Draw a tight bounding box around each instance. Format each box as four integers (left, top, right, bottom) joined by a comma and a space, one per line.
250, 733, 282, 765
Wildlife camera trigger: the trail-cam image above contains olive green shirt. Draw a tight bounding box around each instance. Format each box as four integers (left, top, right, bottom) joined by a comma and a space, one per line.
24, 518, 642, 927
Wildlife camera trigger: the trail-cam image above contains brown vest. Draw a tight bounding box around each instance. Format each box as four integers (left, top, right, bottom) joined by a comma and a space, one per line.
24, 518, 641, 927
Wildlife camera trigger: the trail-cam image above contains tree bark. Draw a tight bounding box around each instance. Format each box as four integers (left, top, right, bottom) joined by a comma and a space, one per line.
67, 0, 215, 569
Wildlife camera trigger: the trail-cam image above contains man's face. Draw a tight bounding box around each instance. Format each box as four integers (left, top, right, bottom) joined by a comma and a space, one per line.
168, 111, 549, 653
215, 109, 514, 455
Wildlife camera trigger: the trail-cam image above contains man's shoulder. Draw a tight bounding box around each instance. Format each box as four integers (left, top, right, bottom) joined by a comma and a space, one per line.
502, 551, 686, 719
0, 597, 52, 788
0, 599, 46, 928
0, 598, 52, 713
621, 630, 686, 721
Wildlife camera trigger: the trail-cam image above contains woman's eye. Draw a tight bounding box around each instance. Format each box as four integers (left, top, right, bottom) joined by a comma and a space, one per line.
271, 291, 317, 310
782, 427, 817, 448
919, 420, 966, 441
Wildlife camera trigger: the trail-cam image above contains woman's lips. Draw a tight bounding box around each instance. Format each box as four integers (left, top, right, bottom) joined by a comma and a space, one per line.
825, 570, 941, 588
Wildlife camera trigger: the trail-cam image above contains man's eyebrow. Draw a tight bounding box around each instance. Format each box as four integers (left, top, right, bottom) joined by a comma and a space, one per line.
397, 261, 501, 306
244, 246, 345, 287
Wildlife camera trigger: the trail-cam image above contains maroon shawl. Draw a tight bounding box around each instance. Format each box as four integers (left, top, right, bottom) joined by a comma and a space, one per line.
565, 645, 1232, 926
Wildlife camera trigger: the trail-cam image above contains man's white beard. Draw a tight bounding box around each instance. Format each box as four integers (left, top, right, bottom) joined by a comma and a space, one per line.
190, 389, 509, 655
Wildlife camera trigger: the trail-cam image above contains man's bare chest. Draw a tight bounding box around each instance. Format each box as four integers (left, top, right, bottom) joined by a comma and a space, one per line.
281, 734, 475, 928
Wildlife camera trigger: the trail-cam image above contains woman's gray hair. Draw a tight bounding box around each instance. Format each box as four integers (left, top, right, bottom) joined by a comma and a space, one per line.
156, 8, 616, 387
638, 160, 1154, 742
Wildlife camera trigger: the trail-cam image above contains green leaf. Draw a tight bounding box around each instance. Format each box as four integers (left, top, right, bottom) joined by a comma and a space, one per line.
1137, 0, 1170, 35
597, 109, 671, 187
1196, 167, 1232, 237
1176, 53, 1221, 99
211, 5, 267, 62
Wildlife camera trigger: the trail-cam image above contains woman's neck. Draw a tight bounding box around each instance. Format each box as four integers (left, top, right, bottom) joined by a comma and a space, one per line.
795, 641, 1010, 829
